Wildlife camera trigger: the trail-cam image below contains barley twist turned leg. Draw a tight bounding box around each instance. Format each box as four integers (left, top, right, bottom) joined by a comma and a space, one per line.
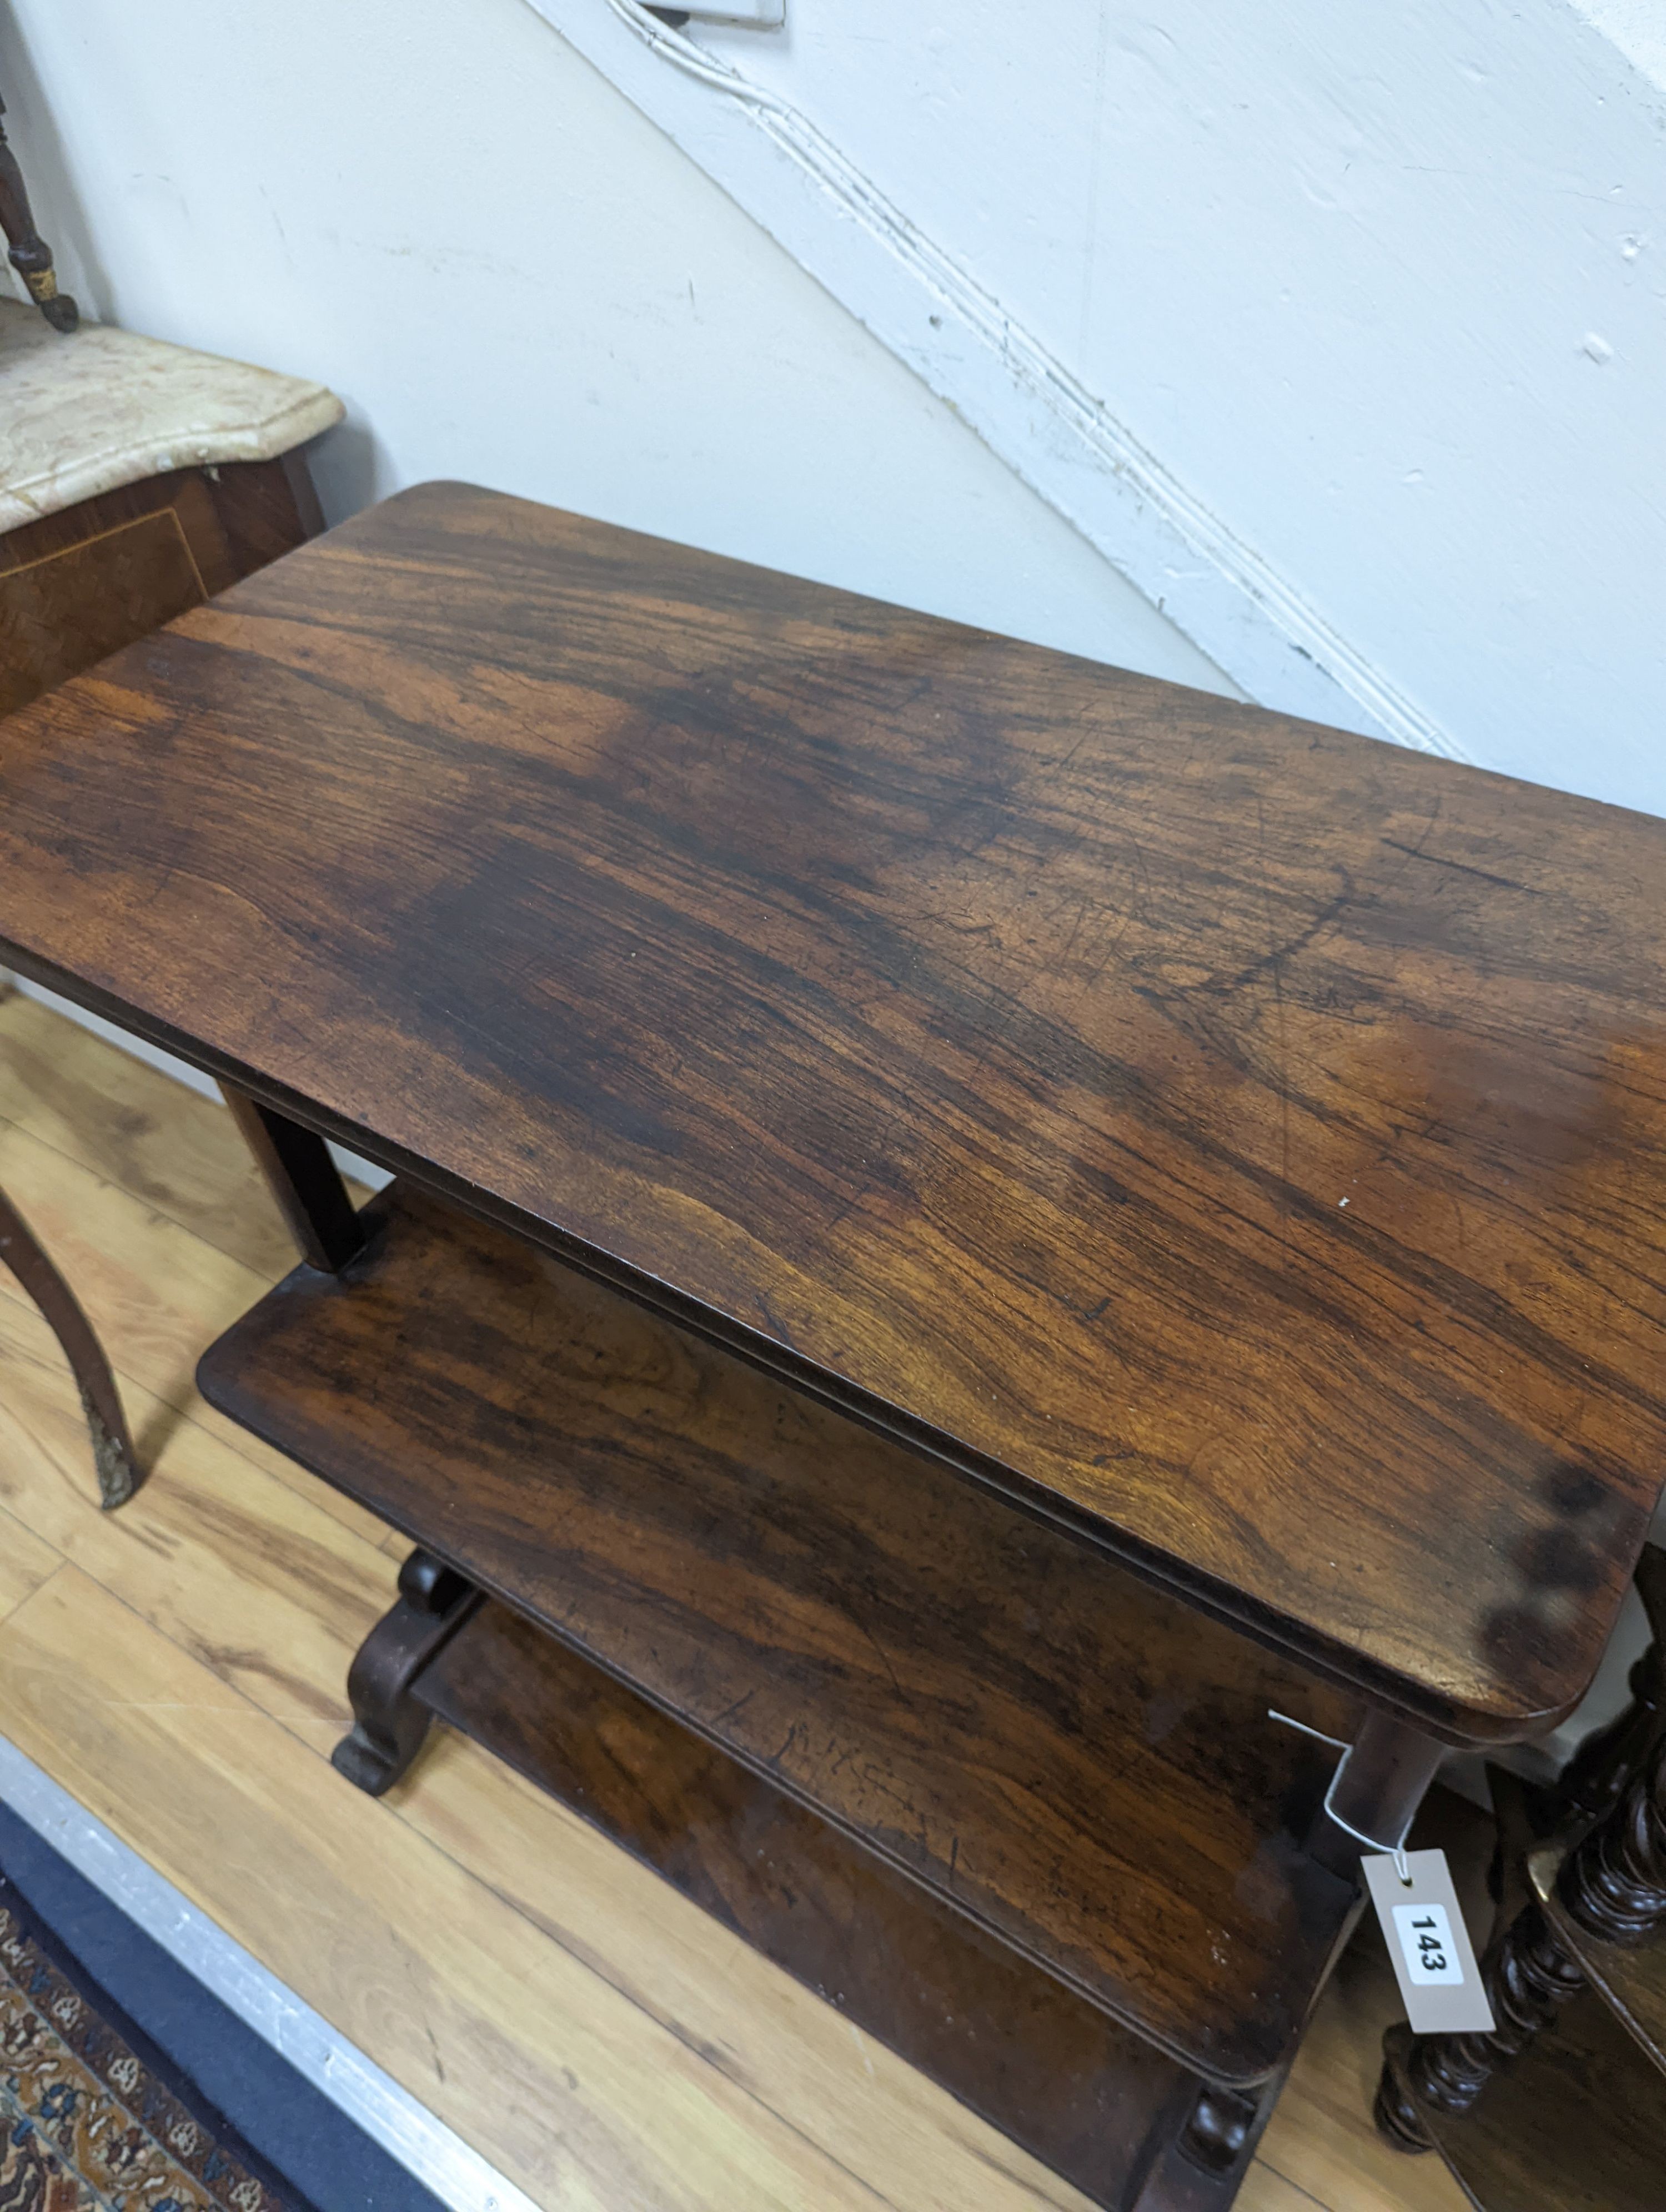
1376, 1632, 1666, 2148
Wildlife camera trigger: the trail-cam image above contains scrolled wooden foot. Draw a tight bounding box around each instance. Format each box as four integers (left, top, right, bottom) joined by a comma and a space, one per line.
0, 1184, 142, 1508
332, 1549, 482, 1797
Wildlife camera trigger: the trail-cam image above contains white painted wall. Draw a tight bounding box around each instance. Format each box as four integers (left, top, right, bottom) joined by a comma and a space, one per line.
3, 1, 1662, 813
0, 0, 1228, 694
1570, 0, 1666, 84
634, 0, 1666, 815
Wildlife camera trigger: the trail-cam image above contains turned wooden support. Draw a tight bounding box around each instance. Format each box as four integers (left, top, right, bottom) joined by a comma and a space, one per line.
0, 1182, 141, 1508
0, 96, 77, 333
1556, 1544, 1666, 1830
1558, 1727, 1666, 1948
1376, 1556, 1666, 2152
1374, 1884, 1588, 2150
333, 1550, 483, 1796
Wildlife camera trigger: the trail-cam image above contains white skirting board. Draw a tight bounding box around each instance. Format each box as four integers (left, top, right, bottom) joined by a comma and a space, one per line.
0, 1733, 539, 2212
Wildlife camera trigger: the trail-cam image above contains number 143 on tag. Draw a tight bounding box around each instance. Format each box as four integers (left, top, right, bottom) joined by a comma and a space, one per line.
1392, 1902, 1463, 1985
1361, 1848, 1494, 2034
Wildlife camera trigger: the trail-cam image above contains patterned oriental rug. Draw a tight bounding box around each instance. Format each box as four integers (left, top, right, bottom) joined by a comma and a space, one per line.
0, 1872, 316, 2212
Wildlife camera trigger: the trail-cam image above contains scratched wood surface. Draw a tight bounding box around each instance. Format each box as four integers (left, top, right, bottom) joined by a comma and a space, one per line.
0, 992, 1468, 2212
2, 484, 1663, 1740
200, 1179, 1359, 2084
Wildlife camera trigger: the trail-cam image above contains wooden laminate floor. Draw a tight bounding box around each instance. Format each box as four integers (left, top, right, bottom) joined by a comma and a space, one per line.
0, 992, 1467, 2212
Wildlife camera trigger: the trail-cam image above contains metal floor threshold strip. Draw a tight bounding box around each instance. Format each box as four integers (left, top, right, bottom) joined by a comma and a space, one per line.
0, 1732, 540, 2212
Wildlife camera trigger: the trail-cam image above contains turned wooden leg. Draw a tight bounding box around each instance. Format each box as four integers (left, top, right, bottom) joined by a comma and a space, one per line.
1373, 1768, 1566, 2150
1558, 1724, 1666, 1945
1376, 1889, 1586, 2150
0, 1183, 141, 1509
0, 98, 78, 333
333, 1550, 483, 1796
1555, 1544, 1666, 1827
1373, 2031, 1432, 2151
1375, 1720, 1666, 2148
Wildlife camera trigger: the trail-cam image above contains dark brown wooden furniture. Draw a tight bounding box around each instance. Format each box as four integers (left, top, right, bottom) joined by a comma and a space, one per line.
0, 1179, 140, 1506
1377, 1549, 1666, 2205
200, 1185, 1361, 2086
0, 457, 324, 720
199, 1179, 1362, 2205
0, 309, 328, 1499
0, 94, 76, 332
0, 320, 329, 1466
4, 481, 1666, 2203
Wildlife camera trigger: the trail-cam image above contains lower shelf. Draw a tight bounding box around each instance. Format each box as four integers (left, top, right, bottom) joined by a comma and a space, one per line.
410, 1592, 1279, 2212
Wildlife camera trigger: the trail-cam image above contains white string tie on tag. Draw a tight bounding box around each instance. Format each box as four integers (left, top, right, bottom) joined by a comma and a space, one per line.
1266, 1710, 1413, 1880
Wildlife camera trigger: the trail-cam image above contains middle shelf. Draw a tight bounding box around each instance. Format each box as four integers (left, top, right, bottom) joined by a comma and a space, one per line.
198, 1180, 1360, 2084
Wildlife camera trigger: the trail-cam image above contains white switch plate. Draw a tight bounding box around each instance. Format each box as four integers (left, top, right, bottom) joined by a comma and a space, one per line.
678, 1, 785, 22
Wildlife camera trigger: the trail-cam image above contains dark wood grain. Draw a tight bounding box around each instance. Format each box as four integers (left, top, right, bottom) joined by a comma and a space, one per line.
8, 480, 1666, 1736
199, 1180, 1358, 2084
0, 459, 317, 716
414, 1596, 1279, 2212
1380, 2002, 1666, 2210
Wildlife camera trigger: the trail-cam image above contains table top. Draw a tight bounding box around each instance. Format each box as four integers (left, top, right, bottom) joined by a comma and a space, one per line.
3, 480, 1664, 1743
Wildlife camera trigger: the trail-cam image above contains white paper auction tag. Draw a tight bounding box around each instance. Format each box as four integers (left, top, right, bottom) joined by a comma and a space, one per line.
1361, 1848, 1495, 2035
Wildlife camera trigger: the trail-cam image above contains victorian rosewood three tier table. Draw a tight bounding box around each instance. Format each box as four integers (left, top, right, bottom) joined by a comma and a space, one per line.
3, 484, 1664, 2210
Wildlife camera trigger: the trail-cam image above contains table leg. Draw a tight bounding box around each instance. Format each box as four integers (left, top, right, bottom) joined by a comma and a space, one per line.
1306, 1707, 1444, 1879
0, 1183, 141, 1508
222, 1087, 367, 1272
1378, 1705, 1666, 2152
0, 99, 78, 333
332, 1550, 483, 1796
